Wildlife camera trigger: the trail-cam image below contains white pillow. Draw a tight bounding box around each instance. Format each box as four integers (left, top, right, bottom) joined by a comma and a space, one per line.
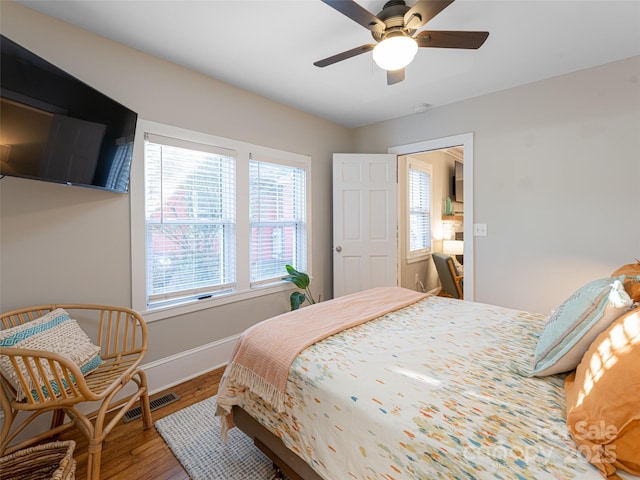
531, 277, 632, 376
0, 308, 102, 400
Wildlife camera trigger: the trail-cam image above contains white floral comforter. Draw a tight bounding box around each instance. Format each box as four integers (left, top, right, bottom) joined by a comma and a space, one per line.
223, 295, 611, 479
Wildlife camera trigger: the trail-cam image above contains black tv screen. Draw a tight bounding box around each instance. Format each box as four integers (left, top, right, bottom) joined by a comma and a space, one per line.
0, 35, 137, 193
454, 160, 463, 203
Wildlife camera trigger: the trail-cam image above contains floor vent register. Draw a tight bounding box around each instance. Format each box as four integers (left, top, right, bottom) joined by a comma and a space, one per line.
123, 391, 180, 423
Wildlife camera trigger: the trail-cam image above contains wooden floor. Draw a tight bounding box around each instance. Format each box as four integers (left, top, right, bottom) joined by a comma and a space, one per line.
55, 366, 225, 480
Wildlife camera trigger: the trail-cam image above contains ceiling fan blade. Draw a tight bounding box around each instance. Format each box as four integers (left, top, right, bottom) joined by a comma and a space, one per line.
404, 0, 454, 30
321, 0, 385, 33
387, 68, 405, 85
416, 30, 489, 49
314, 44, 375, 68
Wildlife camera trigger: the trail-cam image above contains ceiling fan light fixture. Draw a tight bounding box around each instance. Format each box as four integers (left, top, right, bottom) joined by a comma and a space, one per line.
372, 35, 418, 71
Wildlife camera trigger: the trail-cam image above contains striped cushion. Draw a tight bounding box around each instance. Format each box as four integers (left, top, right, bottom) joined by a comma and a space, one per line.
0, 308, 102, 401
531, 277, 633, 376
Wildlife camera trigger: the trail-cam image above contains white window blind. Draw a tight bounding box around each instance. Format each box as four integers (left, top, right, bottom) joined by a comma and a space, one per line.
144, 133, 236, 305
408, 164, 432, 254
249, 159, 306, 285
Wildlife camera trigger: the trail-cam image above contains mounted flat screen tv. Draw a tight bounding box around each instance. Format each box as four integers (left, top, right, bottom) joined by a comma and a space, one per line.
454, 160, 463, 203
0, 35, 137, 193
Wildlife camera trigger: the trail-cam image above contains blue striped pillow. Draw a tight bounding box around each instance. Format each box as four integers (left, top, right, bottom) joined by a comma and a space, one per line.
0, 308, 102, 401
531, 277, 633, 376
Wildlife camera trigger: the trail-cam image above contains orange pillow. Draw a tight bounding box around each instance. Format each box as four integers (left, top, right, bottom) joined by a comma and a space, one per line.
611, 260, 640, 303
565, 306, 640, 478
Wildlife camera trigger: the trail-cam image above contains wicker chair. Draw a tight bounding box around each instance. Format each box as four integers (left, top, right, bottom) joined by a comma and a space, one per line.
0, 304, 152, 480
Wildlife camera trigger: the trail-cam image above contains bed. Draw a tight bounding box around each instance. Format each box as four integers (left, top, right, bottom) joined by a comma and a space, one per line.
215, 286, 640, 480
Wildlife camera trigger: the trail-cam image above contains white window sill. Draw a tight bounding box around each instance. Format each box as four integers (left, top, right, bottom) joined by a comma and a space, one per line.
139, 281, 293, 323
406, 251, 431, 264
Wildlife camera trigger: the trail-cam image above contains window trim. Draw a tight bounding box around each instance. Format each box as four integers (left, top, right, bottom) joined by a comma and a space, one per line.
405, 159, 432, 263
130, 119, 312, 322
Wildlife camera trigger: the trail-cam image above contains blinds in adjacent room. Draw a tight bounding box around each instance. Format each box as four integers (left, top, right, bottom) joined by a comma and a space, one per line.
408, 163, 432, 254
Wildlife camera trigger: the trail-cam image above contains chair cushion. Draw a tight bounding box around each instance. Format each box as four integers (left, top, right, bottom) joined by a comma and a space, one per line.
531, 276, 633, 376
0, 308, 102, 401
564, 306, 640, 478
432, 253, 462, 299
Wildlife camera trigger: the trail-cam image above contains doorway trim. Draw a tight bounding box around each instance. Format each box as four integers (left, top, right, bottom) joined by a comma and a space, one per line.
388, 133, 474, 300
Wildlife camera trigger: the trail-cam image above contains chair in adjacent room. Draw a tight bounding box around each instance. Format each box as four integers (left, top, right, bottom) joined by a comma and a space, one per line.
0, 304, 152, 480
432, 252, 464, 299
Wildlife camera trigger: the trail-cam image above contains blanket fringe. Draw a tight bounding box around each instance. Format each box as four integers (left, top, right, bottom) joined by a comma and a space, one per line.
225, 362, 287, 412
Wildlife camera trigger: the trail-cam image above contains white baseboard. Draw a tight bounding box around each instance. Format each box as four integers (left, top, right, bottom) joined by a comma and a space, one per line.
2, 334, 239, 447
143, 334, 238, 395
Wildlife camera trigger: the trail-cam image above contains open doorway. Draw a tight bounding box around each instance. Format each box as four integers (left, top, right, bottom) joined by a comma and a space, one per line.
389, 133, 474, 300
397, 147, 464, 295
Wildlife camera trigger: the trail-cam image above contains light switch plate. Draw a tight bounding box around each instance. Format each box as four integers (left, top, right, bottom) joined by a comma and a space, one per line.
473, 224, 488, 236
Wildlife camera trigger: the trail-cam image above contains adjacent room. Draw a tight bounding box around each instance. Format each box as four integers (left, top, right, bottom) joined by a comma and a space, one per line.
1, 1, 639, 479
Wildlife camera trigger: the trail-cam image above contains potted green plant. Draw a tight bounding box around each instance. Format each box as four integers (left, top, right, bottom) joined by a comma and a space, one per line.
282, 265, 318, 310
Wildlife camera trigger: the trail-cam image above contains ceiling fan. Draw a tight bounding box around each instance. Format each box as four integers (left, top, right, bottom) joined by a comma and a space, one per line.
314, 0, 489, 85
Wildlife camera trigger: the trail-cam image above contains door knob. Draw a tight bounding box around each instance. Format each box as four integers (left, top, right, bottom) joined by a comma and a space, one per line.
335, 246, 342, 252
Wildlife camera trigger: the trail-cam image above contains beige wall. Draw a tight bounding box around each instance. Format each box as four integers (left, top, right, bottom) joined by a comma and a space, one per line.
2, 2, 639, 364
354, 55, 640, 314
0, 2, 353, 363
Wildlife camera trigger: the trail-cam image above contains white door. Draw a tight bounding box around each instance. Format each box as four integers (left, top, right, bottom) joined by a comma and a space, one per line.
333, 153, 398, 297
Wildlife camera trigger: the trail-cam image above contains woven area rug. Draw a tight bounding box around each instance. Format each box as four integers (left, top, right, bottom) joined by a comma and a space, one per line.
155, 396, 280, 480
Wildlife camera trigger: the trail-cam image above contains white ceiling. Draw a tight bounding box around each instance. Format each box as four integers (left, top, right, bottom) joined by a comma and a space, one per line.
16, 0, 640, 128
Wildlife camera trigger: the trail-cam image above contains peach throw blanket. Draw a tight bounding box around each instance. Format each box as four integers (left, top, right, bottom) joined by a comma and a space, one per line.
216, 287, 428, 420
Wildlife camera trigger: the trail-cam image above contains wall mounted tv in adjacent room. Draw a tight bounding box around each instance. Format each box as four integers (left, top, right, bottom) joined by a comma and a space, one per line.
454, 160, 463, 203
0, 34, 137, 193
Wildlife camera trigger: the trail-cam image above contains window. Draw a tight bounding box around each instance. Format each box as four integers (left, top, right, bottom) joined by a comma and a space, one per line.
407, 161, 432, 258
144, 134, 236, 306
249, 158, 306, 286
131, 120, 311, 320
